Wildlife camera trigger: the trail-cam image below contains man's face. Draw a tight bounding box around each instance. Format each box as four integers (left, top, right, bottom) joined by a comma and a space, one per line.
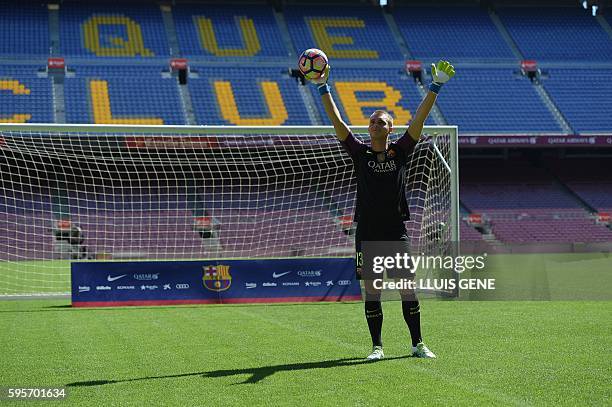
368, 112, 392, 141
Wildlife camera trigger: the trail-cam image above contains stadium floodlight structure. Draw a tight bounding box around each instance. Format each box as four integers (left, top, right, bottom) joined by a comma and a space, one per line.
0, 124, 459, 297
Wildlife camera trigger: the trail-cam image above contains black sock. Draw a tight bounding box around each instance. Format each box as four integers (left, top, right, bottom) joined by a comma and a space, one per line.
364, 301, 383, 347
402, 300, 422, 347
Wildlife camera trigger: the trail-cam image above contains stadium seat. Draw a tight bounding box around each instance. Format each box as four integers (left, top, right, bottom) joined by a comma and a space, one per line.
496, 6, 612, 61
542, 69, 612, 133
64, 65, 185, 124
188, 66, 311, 125
435, 68, 562, 133
393, 6, 515, 60
0, 65, 53, 123
0, 2, 49, 56
59, 3, 169, 57
284, 5, 403, 60
172, 4, 287, 57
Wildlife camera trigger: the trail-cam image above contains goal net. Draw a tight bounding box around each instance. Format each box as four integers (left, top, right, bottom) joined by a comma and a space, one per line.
0, 124, 458, 296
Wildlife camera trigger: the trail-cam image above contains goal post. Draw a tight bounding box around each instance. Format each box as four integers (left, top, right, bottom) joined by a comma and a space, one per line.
0, 124, 459, 297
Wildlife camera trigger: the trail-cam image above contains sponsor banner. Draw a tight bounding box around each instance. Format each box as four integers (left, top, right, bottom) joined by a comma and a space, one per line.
71, 258, 361, 307
5, 133, 612, 152
459, 135, 612, 148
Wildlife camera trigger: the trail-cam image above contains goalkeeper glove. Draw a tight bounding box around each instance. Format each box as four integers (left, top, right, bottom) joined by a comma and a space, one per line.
312, 65, 331, 95
429, 60, 455, 94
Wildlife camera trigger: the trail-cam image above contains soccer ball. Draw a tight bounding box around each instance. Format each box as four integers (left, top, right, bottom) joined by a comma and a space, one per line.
298, 48, 328, 81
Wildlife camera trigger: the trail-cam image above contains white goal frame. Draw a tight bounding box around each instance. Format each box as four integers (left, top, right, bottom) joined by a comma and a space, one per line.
0, 124, 459, 296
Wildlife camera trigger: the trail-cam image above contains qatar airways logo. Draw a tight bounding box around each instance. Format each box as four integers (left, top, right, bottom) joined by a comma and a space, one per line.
367, 160, 397, 173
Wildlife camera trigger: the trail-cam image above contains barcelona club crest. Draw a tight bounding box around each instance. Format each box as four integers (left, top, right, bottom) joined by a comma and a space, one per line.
202, 265, 232, 292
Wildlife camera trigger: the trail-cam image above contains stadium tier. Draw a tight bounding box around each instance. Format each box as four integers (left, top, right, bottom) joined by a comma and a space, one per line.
547, 158, 612, 211
393, 6, 515, 60
173, 4, 287, 57
64, 65, 185, 124
459, 157, 612, 244
59, 3, 169, 57
486, 211, 612, 244
0, 3, 610, 130
496, 6, 612, 61
460, 158, 581, 210
0, 2, 49, 56
460, 183, 582, 210
284, 5, 403, 60
188, 67, 311, 125
434, 68, 562, 133
0, 211, 54, 261
0, 65, 54, 123
542, 69, 612, 133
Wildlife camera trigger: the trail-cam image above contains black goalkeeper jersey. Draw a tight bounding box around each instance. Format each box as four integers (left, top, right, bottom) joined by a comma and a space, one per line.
341, 132, 417, 225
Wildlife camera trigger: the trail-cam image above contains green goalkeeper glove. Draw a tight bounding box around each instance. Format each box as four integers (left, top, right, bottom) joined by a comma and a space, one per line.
429, 60, 455, 94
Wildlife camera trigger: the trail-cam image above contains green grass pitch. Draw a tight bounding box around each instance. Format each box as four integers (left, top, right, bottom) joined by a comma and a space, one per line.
1, 299, 610, 405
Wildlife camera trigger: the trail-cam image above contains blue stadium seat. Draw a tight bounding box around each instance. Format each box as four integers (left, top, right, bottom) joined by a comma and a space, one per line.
0, 2, 49, 56
64, 66, 185, 124
393, 6, 515, 60
284, 5, 403, 61
59, 3, 169, 57
188, 67, 311, 125
0, 65, 53, 123
543, 69, 612, 133
173, 4, 287, 57
434, 68, 561, 133
497, 7, 612, 61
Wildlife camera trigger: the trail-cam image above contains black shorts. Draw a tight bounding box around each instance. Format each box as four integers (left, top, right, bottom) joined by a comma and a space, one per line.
355, 221, 414, 281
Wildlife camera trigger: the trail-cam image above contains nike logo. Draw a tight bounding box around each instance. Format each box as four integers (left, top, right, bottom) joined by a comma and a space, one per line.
272, 271, 292, 279
107, 274, 127, 282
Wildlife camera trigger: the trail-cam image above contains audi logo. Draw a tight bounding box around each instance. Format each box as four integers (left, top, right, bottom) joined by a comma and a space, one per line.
175, 284, 190, 289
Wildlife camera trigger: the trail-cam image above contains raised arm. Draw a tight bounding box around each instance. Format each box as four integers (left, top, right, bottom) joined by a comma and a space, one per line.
312, 66, 351, 142
404, 60, 455, 142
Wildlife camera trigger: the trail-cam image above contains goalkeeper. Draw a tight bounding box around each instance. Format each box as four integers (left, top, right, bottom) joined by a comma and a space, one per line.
310, 60, 455, 360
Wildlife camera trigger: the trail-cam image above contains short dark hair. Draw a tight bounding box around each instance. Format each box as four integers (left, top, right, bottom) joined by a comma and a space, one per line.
371, 110, 393, 127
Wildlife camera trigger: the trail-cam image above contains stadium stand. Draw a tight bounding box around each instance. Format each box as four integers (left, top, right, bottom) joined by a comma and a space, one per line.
172, 4, 287, 57
460, 221, 485, 241
284, 5, 403, 60
486, 212, 612, 244
542, 69, 612, 133
434, 68, 562, 133
0, 211, 55, 260
393, 6, 516, 60
496, 6, 612, 61
0, 65, 54, 123
0, 2, 49, 56
0, 0, 611, 252
460, 158, 581, 210
64, 65, 185, 124
188, 66, 311, 125
59, 2, 170, 57
548, 158, 612, 211
460, 157, 612, 243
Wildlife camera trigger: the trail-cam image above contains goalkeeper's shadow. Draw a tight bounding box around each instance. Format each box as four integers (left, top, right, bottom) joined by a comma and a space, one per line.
66, 355, 411, 387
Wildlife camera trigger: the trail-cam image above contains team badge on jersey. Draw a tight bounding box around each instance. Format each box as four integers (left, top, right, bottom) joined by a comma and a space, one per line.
203, 265, 232, 291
